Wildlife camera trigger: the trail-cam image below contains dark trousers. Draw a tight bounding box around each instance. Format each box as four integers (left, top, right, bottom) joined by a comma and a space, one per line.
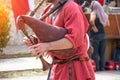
91, 34, 106, 71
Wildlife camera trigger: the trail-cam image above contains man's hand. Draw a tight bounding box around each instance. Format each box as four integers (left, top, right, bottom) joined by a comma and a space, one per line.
29, 42, 50, 59
23, 35, 39, 46
23, 36, 34, 47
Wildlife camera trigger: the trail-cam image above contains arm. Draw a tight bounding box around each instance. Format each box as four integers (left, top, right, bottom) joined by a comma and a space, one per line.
49, 38, 73, 50
29, 38, 73, 59
90, 11, 98, 32
29, 38, 73, 54
23, 35, 73, 58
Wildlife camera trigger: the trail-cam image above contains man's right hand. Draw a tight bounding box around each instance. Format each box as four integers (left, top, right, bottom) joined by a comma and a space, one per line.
23, 36, 34, 47
23, 35, 39, 46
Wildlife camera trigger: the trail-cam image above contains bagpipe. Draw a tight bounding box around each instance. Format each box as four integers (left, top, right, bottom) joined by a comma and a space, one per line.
16, 0, 89, 71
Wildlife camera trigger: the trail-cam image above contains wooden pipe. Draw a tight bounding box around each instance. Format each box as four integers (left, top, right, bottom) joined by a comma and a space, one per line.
29, 0, 44, 16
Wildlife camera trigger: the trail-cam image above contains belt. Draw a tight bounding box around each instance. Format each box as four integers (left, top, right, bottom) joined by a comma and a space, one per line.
53, 55, 89, 80
53, 55, 90, 64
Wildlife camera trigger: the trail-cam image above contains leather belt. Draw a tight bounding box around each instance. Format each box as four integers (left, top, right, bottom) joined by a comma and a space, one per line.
53, 55, 89, 80
53, 56, 90, 64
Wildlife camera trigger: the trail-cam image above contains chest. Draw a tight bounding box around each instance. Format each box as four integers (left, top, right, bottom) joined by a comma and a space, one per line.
45, 9, 65, 27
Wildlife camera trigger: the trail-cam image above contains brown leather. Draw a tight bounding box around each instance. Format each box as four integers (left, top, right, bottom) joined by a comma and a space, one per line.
17, 15, 76, 57
53, 56, 89, 64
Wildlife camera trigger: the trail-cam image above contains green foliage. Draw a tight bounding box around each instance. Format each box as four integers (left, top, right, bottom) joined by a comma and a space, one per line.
0, 3, 11, 53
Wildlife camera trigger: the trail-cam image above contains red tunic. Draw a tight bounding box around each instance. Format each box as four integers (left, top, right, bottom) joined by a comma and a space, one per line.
42, 1, 95, 80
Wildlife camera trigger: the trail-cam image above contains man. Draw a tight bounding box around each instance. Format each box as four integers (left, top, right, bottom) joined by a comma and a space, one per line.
20, 0, 95, 79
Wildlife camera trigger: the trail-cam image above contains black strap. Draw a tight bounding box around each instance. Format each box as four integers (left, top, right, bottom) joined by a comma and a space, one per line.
47, 59, 54, 80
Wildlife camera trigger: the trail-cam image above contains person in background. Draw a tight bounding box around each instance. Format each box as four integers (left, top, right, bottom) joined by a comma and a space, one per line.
89, 0, 110, 71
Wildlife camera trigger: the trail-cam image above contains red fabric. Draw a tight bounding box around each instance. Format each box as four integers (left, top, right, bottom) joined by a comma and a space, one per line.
11, 0, 29, 28
42, 2, 95, 80
98, 0, 104, 6
105, 61, 115, 70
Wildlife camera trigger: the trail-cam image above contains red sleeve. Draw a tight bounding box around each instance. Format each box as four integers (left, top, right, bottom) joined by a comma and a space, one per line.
63, 2, 89, 48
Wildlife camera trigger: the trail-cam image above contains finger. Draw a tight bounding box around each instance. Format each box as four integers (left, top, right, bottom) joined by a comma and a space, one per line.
29, 36, 35, 43
34, 47, 43, 54
23, 37, 34, 46
29, 44, 37, 49
43, 52, 48, 57
23, 39, 32, 46
23, 36, 28, 40
23, 36, 35, 45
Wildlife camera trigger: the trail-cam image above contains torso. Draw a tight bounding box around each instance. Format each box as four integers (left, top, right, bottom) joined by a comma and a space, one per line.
90, 16, 105, 36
